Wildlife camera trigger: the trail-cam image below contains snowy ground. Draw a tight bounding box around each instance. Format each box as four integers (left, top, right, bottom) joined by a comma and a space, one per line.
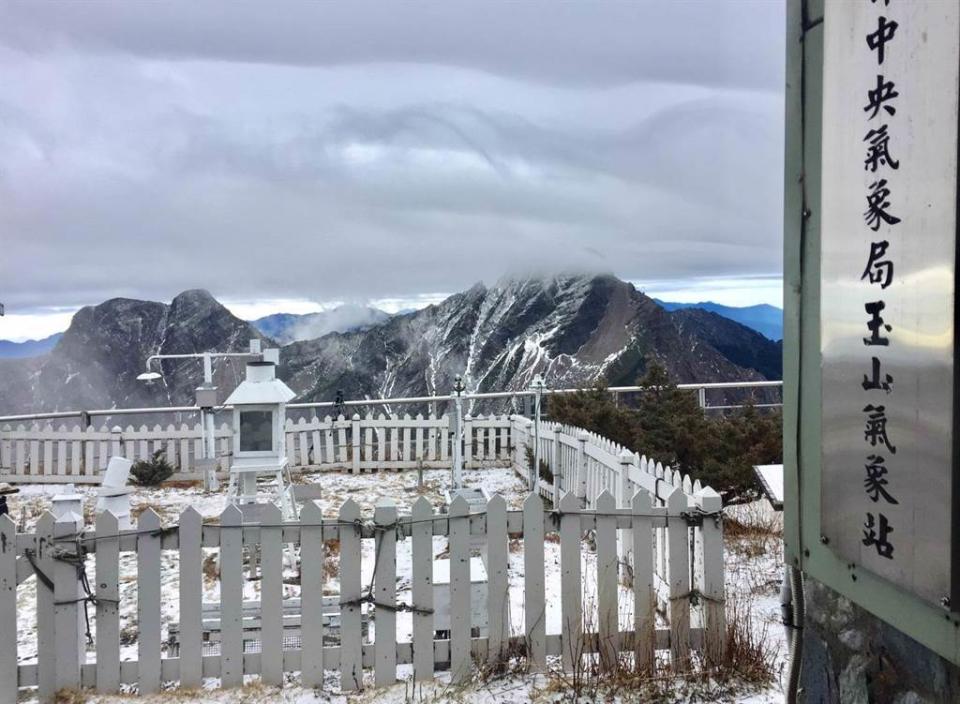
11, 471, 787, 703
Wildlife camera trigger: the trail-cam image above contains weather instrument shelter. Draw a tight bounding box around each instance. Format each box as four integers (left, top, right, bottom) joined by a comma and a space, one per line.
224, 360, 298, 520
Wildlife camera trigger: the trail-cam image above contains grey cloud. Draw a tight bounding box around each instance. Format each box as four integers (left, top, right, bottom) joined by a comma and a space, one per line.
0, 1, 783, 92
0, 1, 785, 314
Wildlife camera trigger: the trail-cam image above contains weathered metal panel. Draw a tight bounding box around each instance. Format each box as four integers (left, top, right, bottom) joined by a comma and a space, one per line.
819, 0, 960, 607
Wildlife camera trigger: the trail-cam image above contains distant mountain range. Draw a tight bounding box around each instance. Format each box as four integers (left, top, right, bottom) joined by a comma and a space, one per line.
0, 305, 387, 358
0, 274, 782, 415
0, 333, 63, 359
0, 295, 784, 366
251, 305, 391, 345
654, 300, 782, 340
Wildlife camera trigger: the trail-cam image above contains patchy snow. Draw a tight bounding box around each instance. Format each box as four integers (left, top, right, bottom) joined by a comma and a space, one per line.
11, 476, 786, 703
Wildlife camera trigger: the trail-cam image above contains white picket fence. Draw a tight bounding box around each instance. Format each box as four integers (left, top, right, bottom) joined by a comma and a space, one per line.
0, 409, 726, 701
1, 481, 723, 702
513, 416, 725, 662
0, 414, 514, 483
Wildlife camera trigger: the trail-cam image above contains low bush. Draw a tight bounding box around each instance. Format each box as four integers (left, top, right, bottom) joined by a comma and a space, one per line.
130, 449, 174, 487
549, 362, 782, 504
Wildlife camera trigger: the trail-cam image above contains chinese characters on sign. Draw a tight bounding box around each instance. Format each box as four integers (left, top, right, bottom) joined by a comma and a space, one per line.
820, 1, 960, 607
860, 2, 899, 561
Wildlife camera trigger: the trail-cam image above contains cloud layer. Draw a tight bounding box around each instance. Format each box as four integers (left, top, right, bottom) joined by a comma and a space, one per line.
0, 1, 785, 313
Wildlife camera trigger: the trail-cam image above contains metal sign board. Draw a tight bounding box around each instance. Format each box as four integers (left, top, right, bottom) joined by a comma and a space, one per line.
820, 0, 960, 608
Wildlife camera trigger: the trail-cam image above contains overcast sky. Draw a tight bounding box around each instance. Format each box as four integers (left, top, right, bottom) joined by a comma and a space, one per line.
0, 1, 785, 341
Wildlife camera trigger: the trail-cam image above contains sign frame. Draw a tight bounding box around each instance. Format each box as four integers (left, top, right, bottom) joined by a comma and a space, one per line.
784, 0, 960, 663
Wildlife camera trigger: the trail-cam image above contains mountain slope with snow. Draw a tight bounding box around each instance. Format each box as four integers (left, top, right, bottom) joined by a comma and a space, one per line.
0, 275, 781, 415
280, 273, 780, 406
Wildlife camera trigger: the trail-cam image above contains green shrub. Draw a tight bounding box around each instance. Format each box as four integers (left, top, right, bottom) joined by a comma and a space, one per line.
549, 362, 782, 504
130, 449, 174, 487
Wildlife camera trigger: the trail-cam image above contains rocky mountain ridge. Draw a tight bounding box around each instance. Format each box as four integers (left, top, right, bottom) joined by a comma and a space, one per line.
0, 274, 782, 415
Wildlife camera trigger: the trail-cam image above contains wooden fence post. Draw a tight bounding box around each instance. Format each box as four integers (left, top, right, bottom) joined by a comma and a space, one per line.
523, 492, 546, 671
666, 487, 691, 668
632, 490, 656, 671
0, 515, 17, 704
300, 501, 326, 689
260, 503, 285, 686
340, 499, 362, 691
178, 507, 203, 689
697, 487, 726, 665
411, 496, 435, 682
576, 432, 589, 506
552, 426, 562, 501
0, 425, 10, 474
218, 505, 243, 688
137, 509, 163, 693
486, 494, 509, 667
448, 495, 472, 684
618, 451, 635, 582
559, 491, 582, 672
526, 418, 536, 492
595, 491, 619, 671
35, 512, 56, 702
95, 511, 121, 694
351, 414, 361, 475
374, 500, 398, 687
53, 511, 84, 693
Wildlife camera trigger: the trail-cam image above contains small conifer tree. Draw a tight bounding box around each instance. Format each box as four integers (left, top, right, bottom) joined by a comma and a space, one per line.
130, 449, 174, 486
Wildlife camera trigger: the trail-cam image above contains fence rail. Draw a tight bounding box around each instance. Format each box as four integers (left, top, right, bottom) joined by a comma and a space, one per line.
0, 379, 783, 426
2, 488, 723, 701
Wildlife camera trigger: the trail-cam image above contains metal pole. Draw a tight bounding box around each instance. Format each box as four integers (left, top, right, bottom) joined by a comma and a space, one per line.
453, 393, 463, 488
533, 389, 541, 490
530, 374, 545, 492
205, 409, 218, 490
452, 375, 466, 490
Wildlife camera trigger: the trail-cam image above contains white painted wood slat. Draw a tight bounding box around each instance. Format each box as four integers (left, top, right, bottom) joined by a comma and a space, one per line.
339, 499, 363, 691
595, 491, 619, 671
178, 507, 203, 689
219, 504, 244, 687
559, 491, 582, 673
300, 501, 325, 688
0, 516, 17, 704
523, 492, 546, 671
411, 496, 434, 682
374, 501, 397, 686
137, 509, 163, 693
260, 503, 284, 685
486, 494, 509, 666
95, 510, 121, 693
632, 490, 656, 671
448, 495, 471, 684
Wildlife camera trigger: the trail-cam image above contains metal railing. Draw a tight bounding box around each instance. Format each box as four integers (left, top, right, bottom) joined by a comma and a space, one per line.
0, 380, 783, 425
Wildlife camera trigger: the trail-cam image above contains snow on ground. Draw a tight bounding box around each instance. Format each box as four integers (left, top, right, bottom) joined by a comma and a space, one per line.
12, 472, 787, 702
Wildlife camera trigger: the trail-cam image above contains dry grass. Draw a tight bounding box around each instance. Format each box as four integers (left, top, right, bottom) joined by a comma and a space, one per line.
130, 501, 168, 520
324, 539, 340, 580
716, 593, 780, 686
54, 688, 89, 704
537, 587, 779, 702
162, 479, 202, 490
724, 502, 782, 559
202, 553, 219, 583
